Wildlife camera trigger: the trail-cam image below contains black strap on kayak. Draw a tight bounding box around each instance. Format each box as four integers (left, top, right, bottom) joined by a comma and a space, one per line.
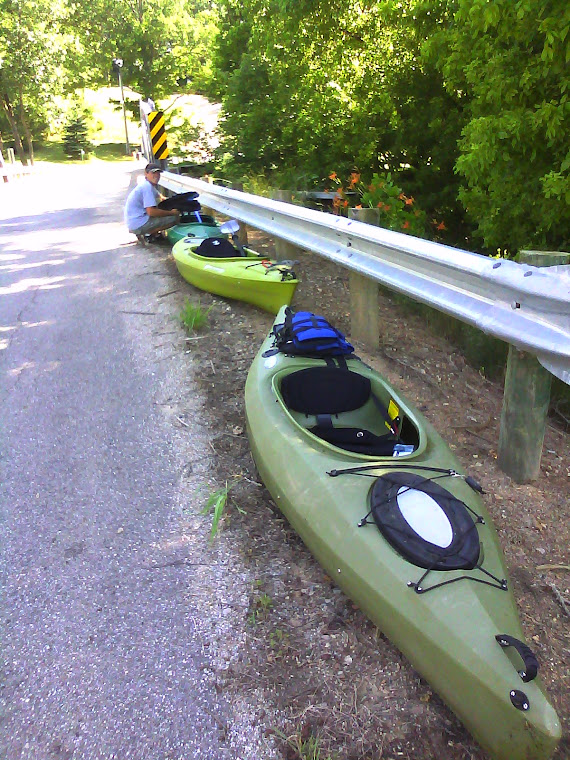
324, 356, 349, 371
328, 463, 484, 495
408, 563, 508, 595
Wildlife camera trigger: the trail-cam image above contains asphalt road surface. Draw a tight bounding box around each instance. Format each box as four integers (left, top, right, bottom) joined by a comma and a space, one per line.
0, 163, 268, 760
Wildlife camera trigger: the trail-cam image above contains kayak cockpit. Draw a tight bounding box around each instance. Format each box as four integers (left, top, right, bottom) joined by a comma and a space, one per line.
180, 211, 217, 225
278, 364, 421, 457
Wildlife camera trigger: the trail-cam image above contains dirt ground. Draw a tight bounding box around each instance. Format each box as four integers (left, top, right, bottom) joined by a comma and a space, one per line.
149, 225, 569, 760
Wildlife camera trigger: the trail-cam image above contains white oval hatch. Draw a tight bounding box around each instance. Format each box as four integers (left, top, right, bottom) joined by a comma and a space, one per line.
396, 487, 454, 547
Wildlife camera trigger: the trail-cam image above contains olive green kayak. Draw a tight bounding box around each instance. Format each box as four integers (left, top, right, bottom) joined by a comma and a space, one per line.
244, 306, 560, 760
171, 239, 298, 314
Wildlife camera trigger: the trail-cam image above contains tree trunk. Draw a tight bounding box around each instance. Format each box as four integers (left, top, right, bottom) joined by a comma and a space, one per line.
1, 94, 28, 166
18, 87, 34, 165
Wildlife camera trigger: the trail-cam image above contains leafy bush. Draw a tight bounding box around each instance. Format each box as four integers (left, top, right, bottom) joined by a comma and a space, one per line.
327, 170, 432, 238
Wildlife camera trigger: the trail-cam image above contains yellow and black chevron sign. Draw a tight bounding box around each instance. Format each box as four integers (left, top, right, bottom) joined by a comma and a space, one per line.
148, 111, 169, 160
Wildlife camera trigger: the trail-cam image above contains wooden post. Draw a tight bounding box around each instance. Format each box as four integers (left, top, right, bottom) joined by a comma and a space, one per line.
271, 190, 302, 262
497, 249, 570, 482
348, 207, 381, 352
232, 181, 249, 247
199, 174, 215, 217
0, 151, 8, 183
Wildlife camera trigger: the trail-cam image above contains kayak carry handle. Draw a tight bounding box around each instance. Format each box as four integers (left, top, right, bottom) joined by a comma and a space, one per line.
495, 634, 539, 682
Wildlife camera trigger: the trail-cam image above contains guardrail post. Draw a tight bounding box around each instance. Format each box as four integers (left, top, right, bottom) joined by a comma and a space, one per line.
0, 151, 8, 183
497, 249, 570, 482
232, 182, 249, 247
348, 207, 381, 351
271, 190, 303, 261
7, 148, 20, 179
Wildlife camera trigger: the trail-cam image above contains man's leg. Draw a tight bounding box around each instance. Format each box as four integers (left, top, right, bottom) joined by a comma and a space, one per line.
130, 215, 178, 244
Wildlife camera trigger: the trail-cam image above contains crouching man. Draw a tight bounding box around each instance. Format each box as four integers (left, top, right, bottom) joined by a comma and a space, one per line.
124, 163, 180, 244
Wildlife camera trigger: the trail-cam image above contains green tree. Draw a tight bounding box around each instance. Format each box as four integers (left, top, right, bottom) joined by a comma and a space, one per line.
0, 0, 69, 164
62, 106, 91, 158
213, 0, 467, 243
440, 0, 570, 253
67, 0, 218, 99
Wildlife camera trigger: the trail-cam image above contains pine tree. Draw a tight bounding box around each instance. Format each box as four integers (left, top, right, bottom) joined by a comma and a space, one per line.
62, 110, 91, 159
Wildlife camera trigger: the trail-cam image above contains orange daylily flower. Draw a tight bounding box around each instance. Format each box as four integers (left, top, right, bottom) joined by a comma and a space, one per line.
398, 193, 406, 201
329, 172, 337, 180
405, 196, 414, 206
402, 221, 410, 229
355, 204, 362, 209
350, 172, 360, 186
436, 221, 447, 231
342, 200, 349, 208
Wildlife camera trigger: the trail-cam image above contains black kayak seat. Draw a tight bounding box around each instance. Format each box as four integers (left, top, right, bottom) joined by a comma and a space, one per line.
280, 367, 398, 455
370, 472, 480, 570
194, 237, 240, 258
281, 366, 370, 415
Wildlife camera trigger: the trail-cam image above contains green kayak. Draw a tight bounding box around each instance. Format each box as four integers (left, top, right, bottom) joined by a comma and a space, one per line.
159, 192, 222, 245
244, 306, 560, 760
166, 215, 222, 245
171, 238, 298, 314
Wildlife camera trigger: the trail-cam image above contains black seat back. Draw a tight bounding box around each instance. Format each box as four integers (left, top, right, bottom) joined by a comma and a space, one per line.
280, 367, 371, 415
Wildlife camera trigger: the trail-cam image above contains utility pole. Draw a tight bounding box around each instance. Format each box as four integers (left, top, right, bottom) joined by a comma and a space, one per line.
112, 58, 130, 155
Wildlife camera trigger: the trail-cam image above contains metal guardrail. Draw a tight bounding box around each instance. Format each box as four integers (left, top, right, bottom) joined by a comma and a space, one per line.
159, 171, 570, 385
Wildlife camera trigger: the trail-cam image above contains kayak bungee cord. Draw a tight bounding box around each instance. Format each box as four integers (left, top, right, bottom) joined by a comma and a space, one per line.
327, 465, 508, 595
328, 462, 485, 495
329, 466, 486, 523
408, 563, 509, 595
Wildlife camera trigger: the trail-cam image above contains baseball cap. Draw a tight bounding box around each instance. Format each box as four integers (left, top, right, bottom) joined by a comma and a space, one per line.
145, 162, 162, 173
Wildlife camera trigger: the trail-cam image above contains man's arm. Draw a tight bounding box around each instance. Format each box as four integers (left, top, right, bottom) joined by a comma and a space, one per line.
142, 183, 179, 218
145, 205, 181, 219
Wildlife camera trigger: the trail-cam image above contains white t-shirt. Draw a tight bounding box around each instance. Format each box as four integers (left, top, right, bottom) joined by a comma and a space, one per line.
124, 180, 159, 231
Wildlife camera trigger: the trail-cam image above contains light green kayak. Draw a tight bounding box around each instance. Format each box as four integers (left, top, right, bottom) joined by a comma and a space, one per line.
171, 239, 298, 314
244, 306, 560, 760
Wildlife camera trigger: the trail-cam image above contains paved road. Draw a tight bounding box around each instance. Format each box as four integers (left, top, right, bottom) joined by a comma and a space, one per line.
0, 164, 267, 760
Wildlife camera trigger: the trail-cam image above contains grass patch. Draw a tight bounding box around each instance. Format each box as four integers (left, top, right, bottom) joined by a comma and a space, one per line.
32, 140, 135, 164
178, 298, 212, 333
201, 482, 245, 542
92, 143, 134, 161
275, 728, 336, 760
248, 579, 274, 625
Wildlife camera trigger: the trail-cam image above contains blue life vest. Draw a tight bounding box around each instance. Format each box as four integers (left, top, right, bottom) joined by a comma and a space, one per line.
274, 308, 354, 357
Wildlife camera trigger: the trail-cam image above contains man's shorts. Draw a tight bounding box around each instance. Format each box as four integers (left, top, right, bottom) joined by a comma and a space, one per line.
130, 215, 178, 235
